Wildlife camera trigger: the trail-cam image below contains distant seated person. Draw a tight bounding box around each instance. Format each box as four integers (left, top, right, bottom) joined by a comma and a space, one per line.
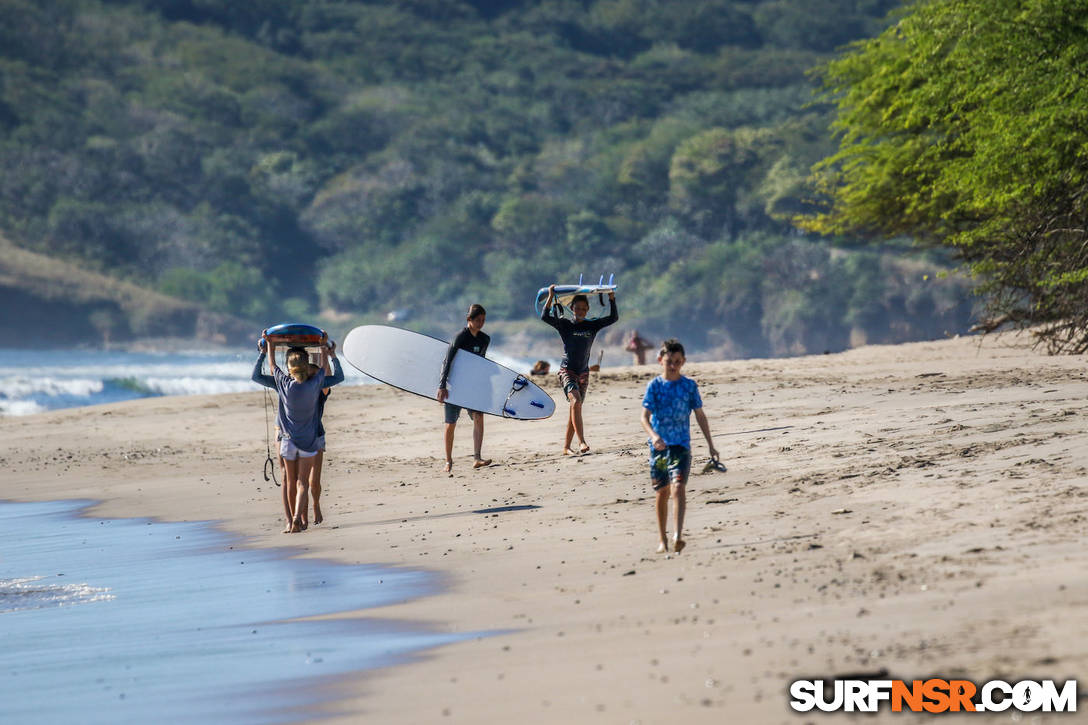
531, 360, 551, 376
625, 329, 653, 365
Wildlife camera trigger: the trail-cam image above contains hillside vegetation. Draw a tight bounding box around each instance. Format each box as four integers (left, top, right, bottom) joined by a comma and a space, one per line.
0, 233, 249, 345
0, 0, 976, 354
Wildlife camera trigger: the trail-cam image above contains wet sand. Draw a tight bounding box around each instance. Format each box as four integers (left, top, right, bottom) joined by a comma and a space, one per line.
4, 332, 1086, 723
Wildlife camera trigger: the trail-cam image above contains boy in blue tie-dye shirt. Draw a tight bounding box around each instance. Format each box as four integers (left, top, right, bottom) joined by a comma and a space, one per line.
640, 338, 719, 554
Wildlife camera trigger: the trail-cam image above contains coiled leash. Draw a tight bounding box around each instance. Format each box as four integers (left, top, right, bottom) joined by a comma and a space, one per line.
263, 387, 279, 486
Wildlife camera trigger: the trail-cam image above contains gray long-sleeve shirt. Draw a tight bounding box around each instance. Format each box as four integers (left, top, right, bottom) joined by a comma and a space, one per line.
252, 352, 344, 451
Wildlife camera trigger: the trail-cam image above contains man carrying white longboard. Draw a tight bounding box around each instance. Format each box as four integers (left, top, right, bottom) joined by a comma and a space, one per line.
540, 284, 618, 455
436, 303, 493, 473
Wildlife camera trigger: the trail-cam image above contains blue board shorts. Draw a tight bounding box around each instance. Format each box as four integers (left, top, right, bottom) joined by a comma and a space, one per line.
649, 444, 691, 490
444, 403, 480, 425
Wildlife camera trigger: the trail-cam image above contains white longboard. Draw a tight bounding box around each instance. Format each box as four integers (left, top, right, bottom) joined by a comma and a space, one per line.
341, 325, 555, 420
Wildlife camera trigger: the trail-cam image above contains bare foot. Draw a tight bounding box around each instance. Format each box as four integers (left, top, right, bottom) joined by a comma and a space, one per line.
673, 538, 686, 554
282, 521, 294, 534
656, 541, 668, 553
313, 508, 323, 525
473, 458, 492, 469
290, 517, 302, 534
578, 443, 591, 455
443, 460, 453, 473
562, 448, 574, 456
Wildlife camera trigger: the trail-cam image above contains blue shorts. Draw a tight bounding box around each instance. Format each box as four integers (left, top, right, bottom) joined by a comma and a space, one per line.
649, 444, 691, 490
444, 403, 479, 425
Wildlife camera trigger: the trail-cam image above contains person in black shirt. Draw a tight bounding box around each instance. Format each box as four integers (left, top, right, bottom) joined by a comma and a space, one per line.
436, 303, 492, 473
540, 284, 618, 455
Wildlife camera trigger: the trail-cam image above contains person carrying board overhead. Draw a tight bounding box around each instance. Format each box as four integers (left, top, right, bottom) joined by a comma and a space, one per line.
252, 332, 344, 533
436, 303, 492, 473
540, 283, 618, 455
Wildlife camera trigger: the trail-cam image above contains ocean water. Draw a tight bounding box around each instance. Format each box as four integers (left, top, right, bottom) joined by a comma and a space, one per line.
0, 499, 476, 724
0, 347, 538, 416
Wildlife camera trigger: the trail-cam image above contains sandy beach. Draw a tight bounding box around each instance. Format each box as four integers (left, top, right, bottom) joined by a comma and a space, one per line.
4, 332, 1086, 723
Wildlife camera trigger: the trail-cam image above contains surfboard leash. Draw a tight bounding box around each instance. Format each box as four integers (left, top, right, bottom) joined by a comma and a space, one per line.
501, 375, 530, 417
262, 387, 279, 486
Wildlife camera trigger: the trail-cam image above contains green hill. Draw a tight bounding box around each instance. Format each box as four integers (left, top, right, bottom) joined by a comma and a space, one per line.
0, 0, 977, 355
0, 233, 250, 345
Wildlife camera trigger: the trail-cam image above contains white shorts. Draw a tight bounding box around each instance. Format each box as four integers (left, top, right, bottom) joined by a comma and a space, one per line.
280, 438, 318, 461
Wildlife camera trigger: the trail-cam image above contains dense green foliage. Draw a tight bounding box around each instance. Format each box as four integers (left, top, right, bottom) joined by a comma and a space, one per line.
802, 0, 1088, 353
0, 0, 975, 355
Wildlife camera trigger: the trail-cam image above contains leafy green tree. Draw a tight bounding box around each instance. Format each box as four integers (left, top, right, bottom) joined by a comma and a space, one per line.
801, 0, 1088, 352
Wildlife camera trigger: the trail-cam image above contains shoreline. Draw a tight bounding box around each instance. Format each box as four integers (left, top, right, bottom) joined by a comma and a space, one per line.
4, 332, 1086, 722
0, 498, 472, 724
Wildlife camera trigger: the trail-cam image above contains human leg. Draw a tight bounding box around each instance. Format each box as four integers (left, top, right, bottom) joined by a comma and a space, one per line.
563, 391, 578, 453
650, 445, 670, 552
310, 450, 324, 525
571, 397, 588, 453
471, 412, 491, 467
283, 457, 300, 533
444, 423, 457, 471
279, 455, 294, 531
671, 482, 687, 553
670, 448, 691, 552
443, 404, 460, 471
294, 455, 315, 531
655, 486, 670, 552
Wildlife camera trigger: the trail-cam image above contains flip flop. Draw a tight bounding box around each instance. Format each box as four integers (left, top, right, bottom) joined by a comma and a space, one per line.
701, 457, 727, 474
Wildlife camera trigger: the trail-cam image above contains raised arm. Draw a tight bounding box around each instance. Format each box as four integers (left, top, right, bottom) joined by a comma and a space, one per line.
597, 291, 619, 328
267, 338, 279, 374
322, 338, 334, 393
323, 336, 345, 388
540, 284, 561, 328
251, 335, 275, 389
542, 283, 557, 311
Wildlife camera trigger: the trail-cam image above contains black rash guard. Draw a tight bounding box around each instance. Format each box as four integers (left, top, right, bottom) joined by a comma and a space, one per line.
438, 327, 491, 389
540, 297, 618, 373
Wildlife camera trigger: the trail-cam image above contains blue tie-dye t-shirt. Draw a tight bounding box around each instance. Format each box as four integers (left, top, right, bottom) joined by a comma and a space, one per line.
642, 375, 703, 448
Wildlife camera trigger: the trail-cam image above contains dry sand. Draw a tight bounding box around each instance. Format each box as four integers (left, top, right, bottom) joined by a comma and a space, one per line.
4, 332, 1086, 723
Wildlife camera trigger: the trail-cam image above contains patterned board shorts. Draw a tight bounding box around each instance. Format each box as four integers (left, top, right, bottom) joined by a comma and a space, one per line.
649, 444, 692, 490
557, 367, 590, 400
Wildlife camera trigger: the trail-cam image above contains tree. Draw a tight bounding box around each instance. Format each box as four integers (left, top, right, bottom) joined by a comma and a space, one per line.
800, 0, 1088, 352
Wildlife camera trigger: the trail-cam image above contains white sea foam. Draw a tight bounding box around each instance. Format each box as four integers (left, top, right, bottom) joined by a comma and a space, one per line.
135, 376, 259, 396
0, 399, 47, 416
0, 376, 106, 399
0, 576, 114, 613
0, 346, 531, 416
